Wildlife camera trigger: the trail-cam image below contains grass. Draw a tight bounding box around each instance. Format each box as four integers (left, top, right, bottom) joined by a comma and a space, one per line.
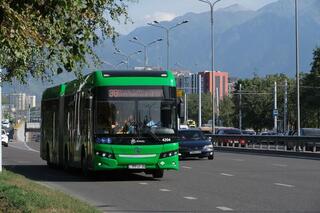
0, 169, 101, 213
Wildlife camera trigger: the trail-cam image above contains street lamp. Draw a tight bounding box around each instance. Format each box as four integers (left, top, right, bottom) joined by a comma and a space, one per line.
198, 0, 222, 134
129, 37, 163, 68
113, 48, 142, 70
148, 20, 189, 70
295, 0, 301, 136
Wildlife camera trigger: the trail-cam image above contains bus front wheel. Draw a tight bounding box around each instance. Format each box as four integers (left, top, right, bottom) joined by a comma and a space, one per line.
152, 169, 164, 179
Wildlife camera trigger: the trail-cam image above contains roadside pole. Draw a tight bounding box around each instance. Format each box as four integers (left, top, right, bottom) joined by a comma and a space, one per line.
198, 75, 202, 127
274, 81, 278, 132
0, 67, 2, 172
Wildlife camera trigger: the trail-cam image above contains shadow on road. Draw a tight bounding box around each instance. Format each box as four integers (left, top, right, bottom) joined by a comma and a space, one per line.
4, 165, 158, 183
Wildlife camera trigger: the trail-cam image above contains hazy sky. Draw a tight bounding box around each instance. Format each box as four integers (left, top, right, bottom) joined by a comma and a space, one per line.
115, 0, 279, 34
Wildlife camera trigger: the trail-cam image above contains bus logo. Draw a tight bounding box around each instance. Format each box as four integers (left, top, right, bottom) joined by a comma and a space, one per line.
134, 147, 142, 154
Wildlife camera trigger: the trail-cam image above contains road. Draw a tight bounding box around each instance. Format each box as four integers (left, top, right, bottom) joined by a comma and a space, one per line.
2, 141, 320, 213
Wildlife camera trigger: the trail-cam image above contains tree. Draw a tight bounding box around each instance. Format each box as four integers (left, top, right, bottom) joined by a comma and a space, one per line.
219, 96, 235, 127
233, 74, 295, 132
0, 0, 130, 82
300, 48, 320, 127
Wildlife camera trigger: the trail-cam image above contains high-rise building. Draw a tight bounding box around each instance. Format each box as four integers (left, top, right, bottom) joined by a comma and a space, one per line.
26, 95, 36, 108
9, 93, 26, 111
199, 71, 229, 99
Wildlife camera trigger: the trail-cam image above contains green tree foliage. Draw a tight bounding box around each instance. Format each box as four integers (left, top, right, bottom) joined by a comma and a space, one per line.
0, 0, 130, 82
233, 74, 295, 132
301, 48, 320, 127
219, 95, 235, 127
186, 93, 212, 125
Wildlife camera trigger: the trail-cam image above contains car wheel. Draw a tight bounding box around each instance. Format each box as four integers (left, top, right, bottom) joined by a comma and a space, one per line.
208, 155, 214, 160
152, 169, 164, 178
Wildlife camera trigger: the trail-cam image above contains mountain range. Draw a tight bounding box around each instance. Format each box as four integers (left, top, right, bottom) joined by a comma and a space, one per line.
4, 0, 320, 98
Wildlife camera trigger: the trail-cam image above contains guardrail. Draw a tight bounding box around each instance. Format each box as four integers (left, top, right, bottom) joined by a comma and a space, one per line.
205, 134, 320, 157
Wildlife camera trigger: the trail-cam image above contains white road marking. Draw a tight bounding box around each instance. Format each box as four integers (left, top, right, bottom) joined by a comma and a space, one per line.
272, 163, 288, 167
220, 173, 234, 177
23, 142, 39, 153
184, 196, 197, 200
16, 161, 31, 164
159, 188, 171, 192
182, 166, 192, 169
274, 183, 295, 188
231, 158, 244, 162
216, 206, 234, 211
139, 182, 148, 185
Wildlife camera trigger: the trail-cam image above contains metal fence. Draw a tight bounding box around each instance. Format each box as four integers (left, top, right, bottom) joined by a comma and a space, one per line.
205, 134, 320, 157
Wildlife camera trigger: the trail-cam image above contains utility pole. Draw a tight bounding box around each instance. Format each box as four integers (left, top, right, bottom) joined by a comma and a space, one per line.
295, 0, 301, 136
239, 83, 242, 130
184, 92, 187, 122
198, 0, 222, 134
284, 79, 288, 133
274, 81, 278, 132
0, 67, 2, 172
216, 87, 219, 126
198, 75, 202, 127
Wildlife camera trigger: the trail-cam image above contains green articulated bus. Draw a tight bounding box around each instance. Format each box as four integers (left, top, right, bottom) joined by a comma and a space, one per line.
40, 70, 182, 178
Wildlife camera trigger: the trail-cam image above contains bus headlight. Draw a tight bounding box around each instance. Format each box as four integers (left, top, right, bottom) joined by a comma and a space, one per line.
95, 151, 115, 159
160, 150, 178, 158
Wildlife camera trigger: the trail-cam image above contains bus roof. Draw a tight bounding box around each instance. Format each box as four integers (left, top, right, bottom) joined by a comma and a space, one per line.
42, 70, 176, 100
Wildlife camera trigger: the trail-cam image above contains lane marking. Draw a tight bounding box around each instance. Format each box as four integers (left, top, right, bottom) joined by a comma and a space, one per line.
216, 206, 234, 211
182, 166, 192, 169
220, 173, 234, 177
159, 188, 171, 192
231, 158, 244, 162
184, 196, 197, 200
272, 164, 288, 167
274, 183, 295, 188
23, 142, 39, 153
139, 182, 148, 185
16, 161, 31, 164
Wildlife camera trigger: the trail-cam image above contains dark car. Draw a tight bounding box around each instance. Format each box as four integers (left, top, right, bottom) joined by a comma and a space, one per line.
178, 129, 214, 160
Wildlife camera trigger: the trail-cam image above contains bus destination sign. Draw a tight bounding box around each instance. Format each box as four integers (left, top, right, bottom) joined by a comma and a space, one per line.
108, 89, 163, 98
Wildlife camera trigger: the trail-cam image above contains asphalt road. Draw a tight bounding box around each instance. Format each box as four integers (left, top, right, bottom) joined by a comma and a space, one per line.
2, 141, 320, 213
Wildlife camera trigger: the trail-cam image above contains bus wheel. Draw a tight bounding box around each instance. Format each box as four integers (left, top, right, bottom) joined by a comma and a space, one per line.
152, 169, 164, 179
63, 146, 69, 171
81, 150, 89, 177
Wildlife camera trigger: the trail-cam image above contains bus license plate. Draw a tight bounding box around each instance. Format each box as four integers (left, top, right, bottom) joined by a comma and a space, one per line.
190, 151, 201, 154
128, 164, 145, 169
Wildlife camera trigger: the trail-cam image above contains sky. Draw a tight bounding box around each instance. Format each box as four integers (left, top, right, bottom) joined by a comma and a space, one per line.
114, 0, 279, 34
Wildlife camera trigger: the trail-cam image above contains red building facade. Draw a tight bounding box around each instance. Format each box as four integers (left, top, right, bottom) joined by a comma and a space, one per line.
199, 71, 229, 99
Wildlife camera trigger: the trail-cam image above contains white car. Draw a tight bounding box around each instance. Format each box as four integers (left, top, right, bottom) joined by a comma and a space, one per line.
2, 120, 10, 129
2, 129, 8, 147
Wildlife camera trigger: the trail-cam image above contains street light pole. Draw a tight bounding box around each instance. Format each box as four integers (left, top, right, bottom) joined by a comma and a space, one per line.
199, 0, 222, 134
148, 20, 188, 70
0, 67, 2, 172
129, 37, 163, 68
114, 48, 142, 70
295, 0, 301, 136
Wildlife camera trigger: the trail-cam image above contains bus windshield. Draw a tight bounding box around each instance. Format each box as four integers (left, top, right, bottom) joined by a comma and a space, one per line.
95, 100, 177, 135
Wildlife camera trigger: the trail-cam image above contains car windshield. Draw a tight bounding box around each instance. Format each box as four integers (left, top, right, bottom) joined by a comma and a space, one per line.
95, 100, 177, 135
179, 130, 206, 141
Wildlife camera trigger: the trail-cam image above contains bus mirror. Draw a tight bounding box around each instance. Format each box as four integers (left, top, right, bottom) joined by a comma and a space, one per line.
86, 96, 93, 110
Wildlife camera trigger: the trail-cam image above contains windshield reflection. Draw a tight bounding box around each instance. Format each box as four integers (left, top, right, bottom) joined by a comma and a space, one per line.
95, 100, 176, 135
